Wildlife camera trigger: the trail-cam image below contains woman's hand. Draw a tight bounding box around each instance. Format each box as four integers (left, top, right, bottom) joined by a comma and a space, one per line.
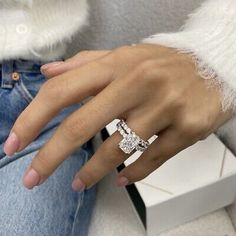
3, 44, 233, 191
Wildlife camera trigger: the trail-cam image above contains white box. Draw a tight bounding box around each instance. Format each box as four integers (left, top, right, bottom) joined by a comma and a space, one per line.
105, 120, 236, 236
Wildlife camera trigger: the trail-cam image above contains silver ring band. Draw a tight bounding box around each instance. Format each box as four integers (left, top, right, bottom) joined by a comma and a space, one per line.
117, 119, 150, 154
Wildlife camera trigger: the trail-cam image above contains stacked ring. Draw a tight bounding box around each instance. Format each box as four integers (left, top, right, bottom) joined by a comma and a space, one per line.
116, 119, 150, 154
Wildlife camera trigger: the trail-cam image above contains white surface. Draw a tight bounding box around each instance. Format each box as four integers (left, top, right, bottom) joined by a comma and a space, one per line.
133, 139, 236, 208
105, 120, 236, 235
106, 120, 236, 206
146, 172, 236, 235
134, 134, 226, 206
88, 171, 236, 236
222, 150, 236, 176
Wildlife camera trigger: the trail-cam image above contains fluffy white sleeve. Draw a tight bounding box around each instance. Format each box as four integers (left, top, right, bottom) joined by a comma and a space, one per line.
143, 0, 236, 112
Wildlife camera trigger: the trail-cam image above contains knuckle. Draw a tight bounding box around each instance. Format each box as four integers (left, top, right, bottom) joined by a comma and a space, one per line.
31, 156, 52, 177
164, 88, 179, 104
101, 139, 126, 165
164, 89, 184, 110
80, 168, 97, 186
110, 46, 131, 61
13, 115, 29, 135
107, 46, 132, 67
134, 60, 168, 87
39, 79, 61, 101
137, 60, 157, 78
94, 56, 115, 77
60, 117, 87, 143
179, 115, 206, 140
39, 79, 54, 93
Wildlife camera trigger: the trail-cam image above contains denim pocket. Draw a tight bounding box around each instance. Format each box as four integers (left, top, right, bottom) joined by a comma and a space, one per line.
16, 72, 46, 104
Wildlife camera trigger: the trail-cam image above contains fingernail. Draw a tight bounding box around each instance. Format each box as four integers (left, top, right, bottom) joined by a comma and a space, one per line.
41, 61, 64, 71
23, 168, 40, 189
117, 176, 130, 187
72, 177, 85, 192
3, 132, 20, 156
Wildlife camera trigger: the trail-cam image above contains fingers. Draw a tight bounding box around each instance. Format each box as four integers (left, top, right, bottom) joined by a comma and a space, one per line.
22, 79, 135, 189
71, 114, 169, 191
116, 129, 189, 185
41, 50, 110, 78
4, 61, 112, 156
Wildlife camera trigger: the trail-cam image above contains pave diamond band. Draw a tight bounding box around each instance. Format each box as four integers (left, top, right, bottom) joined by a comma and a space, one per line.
117, 119, 150, 154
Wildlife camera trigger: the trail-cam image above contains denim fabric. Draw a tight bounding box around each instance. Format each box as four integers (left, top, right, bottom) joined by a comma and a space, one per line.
0, 60, 96, 236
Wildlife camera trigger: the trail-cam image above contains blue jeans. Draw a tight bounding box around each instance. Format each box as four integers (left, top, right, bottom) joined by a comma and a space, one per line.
0, 60, 96, 236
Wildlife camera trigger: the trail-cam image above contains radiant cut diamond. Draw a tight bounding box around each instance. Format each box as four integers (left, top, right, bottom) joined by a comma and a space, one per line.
119, 134, 140, 154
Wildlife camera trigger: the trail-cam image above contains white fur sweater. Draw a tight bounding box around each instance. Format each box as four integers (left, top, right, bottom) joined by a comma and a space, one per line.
0, 0, 88, 61
1, 0, 236, 112
144, 0, 236, 112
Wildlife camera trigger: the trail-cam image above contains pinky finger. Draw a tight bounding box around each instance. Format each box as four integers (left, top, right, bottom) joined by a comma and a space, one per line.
116, 129, 189, 186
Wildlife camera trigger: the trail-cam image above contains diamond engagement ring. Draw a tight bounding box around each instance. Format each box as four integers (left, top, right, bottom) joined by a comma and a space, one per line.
116, 119, 150, 154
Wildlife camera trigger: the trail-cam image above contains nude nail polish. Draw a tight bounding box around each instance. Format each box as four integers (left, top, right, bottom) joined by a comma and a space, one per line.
3, 132, 20, 156
117, 176, 130, 187
41, 61, 64, 71
72, 178, 85, 192
23, 168, 40, 189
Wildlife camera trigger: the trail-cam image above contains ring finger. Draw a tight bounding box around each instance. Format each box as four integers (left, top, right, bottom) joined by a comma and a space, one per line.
71, 112, 170, 191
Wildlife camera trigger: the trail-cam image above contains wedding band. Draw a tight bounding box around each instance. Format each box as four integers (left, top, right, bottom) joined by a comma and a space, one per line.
116, 119, 150, 154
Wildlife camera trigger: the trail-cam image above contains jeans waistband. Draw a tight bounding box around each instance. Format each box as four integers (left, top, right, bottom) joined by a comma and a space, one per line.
0, 59, 50, 89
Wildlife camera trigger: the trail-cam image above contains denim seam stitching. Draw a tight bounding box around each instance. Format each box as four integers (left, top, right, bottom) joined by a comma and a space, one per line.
15, 75, 34, 103
19, 80, 34, 101
71, 150, 89, 236
1, 84, 13, 89
14, 83, 32, 104
71, 191, 85, 236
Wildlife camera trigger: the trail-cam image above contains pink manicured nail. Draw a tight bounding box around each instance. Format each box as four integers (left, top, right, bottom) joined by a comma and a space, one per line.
23, 168, 40, 189
3, 132, 20, 156
41, 61, 64, 71
72, 177, 85, 192
117, 176, 129, 187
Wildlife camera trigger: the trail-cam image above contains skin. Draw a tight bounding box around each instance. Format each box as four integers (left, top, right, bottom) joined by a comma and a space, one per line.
3, 44, 234, 191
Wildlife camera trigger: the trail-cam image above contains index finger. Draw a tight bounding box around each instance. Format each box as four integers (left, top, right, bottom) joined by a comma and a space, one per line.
4, 61, 112, 156
41, 50, 110, 79
23, 78, 136, 188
